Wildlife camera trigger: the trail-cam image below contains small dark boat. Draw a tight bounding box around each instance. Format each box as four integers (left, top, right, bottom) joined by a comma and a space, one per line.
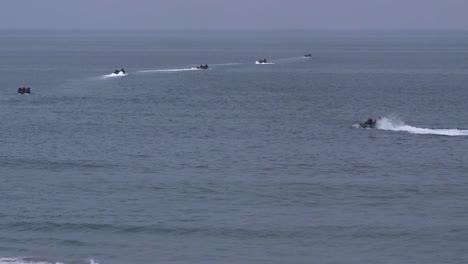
113, 68, 126, 75
359, 118, 377, 129
17, 87, 31, 95
304, 53, 312, 58
197, 64, 209, 70
256, 59, 268, 64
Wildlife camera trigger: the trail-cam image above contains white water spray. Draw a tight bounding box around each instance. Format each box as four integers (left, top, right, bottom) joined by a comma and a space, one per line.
375, 116, 468, 136
101, 72, 127, 78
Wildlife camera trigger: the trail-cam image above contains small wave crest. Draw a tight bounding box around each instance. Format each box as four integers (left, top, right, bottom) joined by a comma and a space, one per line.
0, 258, 98, 264
138, 68, 199, 73
375, 116, 468, 136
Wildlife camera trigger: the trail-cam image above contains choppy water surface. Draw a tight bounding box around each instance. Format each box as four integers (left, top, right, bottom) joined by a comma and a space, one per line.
0, 30, 468, 264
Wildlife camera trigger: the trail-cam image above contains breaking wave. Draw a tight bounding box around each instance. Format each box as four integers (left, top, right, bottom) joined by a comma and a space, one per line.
375, 116, 468, 136
0, 258, 98, 264
138, 68, 200, 73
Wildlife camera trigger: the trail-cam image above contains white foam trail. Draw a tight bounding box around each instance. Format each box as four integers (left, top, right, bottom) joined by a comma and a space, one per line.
101, 72, 127, 79
277, 56, 307, 61
138, 68, 200, 73
0, 258, 52, 264
375, 116, 468, 136
255, 62, 275, 65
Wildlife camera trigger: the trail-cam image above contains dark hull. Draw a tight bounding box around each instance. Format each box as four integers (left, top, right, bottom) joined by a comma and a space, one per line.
359, 123, 376, 129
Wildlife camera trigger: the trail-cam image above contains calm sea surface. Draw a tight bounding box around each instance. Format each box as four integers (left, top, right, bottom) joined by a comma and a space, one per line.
0, 30, 468, 264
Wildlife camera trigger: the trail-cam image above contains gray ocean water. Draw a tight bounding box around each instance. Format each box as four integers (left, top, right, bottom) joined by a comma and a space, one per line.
1, 30, 468, 264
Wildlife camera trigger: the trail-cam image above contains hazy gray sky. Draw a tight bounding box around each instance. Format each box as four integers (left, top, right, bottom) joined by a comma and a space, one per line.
1, 0, 467, 30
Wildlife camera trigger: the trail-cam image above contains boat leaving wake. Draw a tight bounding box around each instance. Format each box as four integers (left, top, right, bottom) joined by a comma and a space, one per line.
138, 68, 200, 73
375, 116, 468, 136
255, 62, 275, 65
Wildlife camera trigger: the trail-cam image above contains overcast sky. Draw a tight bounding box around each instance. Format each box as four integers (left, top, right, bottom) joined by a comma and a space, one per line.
1, 0, 467, 30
